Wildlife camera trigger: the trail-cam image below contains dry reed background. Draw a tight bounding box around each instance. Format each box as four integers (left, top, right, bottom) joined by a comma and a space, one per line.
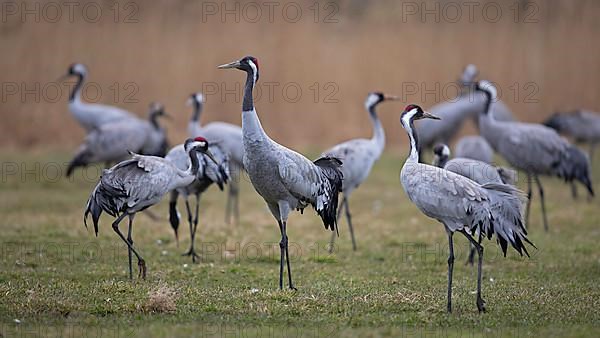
1, 0, 599, 149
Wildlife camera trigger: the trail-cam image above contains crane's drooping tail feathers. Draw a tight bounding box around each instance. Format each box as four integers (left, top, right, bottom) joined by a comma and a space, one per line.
476, 183, 535, 257
313, 157, 344, 232
84, 174, 128, 236
553, 146, 594, 196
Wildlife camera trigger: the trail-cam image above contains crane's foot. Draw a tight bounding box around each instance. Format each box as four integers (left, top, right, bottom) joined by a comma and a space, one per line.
182, 249, 201, 263
289, 285, 298, 291
137, 259, 147, 280
477, 297, 486, 313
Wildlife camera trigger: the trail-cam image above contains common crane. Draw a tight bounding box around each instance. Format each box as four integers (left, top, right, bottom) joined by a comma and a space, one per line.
218, 56, 343, 290
399, 104, 534, 313
165, 140, 229, 262
66, 102, 169, 176
187, 93, 245, 224
84, 137, 219, 279
476, 81, 594, 231
61, 63, 137, 132
322, 92, 399, 252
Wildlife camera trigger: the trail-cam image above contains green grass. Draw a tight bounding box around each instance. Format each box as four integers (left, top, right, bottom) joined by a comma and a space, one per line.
1, 148, 599, 337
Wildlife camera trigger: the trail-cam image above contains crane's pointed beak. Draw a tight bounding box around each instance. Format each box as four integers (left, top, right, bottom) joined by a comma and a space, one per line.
217, 60, 242, 69
423, 111, 441, 120
204, 149, 219, 165
384, 95, 400, 101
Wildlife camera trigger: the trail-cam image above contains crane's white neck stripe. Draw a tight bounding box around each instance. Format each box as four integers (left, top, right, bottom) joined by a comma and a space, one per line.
248, 60, 257, 85
365, 94, 379, 111
401, 108, 419, 162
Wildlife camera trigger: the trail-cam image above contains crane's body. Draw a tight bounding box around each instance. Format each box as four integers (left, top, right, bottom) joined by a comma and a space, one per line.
187, 93, 245, 224
218, 56, 343, 290
454, 135, 494, 164
399, 104, 533, 313
544, 110, 600, 165
67, 103, 169, 176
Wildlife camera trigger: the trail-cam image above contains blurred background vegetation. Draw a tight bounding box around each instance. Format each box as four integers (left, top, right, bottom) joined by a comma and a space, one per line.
1, 0, 599, 149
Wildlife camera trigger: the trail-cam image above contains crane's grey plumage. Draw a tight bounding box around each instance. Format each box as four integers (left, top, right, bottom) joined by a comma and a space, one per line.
187, 92, 245, 224
544, 109, 600, 166
433, 143, 518, 264
84, 137, 218, 279
399, 104, 534, 313
166, 140, 229, 262
62, 63, 138, 131
454, 135, 494, 164
476, 81, 594, 231
218, 56, 343, 290
321, 92, 399, 252
67, 102, 169, 176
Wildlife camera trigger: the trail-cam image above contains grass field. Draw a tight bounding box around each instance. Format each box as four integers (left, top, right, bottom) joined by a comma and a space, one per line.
1, 148, 599, 337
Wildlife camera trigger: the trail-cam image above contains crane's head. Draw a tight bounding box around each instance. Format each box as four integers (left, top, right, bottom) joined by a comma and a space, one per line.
217, 56, 260, 82
460, 64, 479, 87
184, 136, 219, 165
400, 104, 440, 126
148, 102, 170, 121
432, 143, 450, 168
187, 92, 205, 106
67, 63, 88, 77
365, 92, 400, 111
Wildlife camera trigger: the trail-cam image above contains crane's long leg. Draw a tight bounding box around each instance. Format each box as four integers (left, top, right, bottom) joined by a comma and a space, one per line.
344, 198, 357, 251
460, 230, 485, 313
127, 214, 134, 280
182, 197, 200, 262
112, 213, 146, 279
277, 220, 285, 290
282, 221, 296, 290
445, 226, 455, 313
328, 197, 346, 253
534, 175, 549, 232
225, 175, 240, 225
524, 172, 533, 228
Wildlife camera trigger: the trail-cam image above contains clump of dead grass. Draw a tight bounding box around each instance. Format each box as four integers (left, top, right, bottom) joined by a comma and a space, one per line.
143, 285, 178, 314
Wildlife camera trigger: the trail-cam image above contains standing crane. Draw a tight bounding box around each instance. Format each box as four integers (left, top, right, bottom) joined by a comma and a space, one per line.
187, 93, 245, 224
166, 140, 229, 262
454, 135, 494, 164
84, 137, 219, 279
321, 92, 399, 252
60, 63, 137, 131
399, 104, 534, 313
66, 102, 170, 176
218, 56, 343, 290
476, 81, 594, 231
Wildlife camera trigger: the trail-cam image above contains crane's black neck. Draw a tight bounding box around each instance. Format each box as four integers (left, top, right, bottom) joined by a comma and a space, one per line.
433, 154, 448, 168
401, 112, 420, 162
149, 111, 160, 129
188, 148, 200, 175
481, 90, 492, 115
191, 100, 203, 122
69, 73, 84, 102
243, 68, 256, 112
368, 104, 378, 118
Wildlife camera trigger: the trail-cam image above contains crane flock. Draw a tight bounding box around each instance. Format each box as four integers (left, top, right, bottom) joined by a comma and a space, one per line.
59, 59, 597, 313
